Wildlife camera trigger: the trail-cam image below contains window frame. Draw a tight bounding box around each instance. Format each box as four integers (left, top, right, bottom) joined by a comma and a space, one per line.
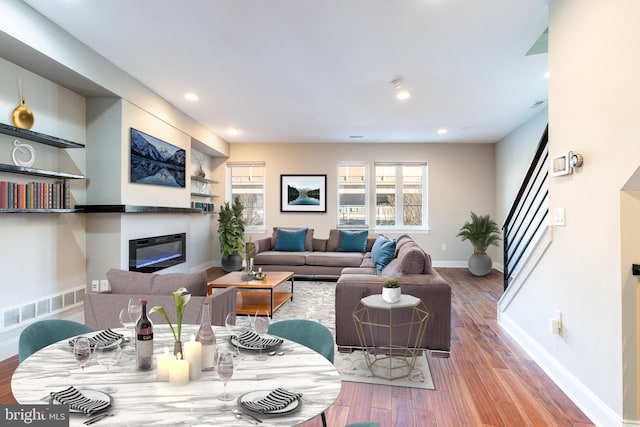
226, 162, 266, 234
374, 161, 429, 233
336, 161, 370, 229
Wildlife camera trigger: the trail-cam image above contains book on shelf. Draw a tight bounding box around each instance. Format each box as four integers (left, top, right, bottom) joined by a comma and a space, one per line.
0, 179, 69, 210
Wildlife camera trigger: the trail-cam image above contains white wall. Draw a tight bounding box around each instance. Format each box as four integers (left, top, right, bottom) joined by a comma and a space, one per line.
222, 142, 497, 266
0, 57, 87, 359
497, 1, 640, 425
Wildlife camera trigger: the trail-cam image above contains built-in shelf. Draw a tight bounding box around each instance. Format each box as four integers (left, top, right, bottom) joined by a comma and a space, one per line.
191, 176, 219, 184
190, 192, 218, 198
0, 122, 84, 149
77, 204, 204, 214
0, 163, 84, 180
0, 208, 81, 213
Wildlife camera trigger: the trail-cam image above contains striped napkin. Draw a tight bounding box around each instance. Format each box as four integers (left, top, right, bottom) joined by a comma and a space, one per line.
236, 330, 283, 349
68, 330, 123, 349
242, 388, 303, 414
50, 386, 110, 415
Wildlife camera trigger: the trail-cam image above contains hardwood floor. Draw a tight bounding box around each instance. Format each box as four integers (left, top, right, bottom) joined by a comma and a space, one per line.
0, 268, 594, 426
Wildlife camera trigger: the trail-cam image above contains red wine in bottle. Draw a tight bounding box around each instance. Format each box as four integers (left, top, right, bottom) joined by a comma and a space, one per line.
136, 299, 153, 371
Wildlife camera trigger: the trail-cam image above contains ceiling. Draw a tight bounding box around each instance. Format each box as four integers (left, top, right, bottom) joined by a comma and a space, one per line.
22, 0, 548, 144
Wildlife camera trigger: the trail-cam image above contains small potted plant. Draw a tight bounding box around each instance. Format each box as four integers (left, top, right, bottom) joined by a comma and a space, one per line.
149, 287, 191, 356
382, 278, 401, 303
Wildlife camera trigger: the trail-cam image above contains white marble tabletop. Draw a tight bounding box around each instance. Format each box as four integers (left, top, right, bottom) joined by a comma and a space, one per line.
11, 324, 341, 426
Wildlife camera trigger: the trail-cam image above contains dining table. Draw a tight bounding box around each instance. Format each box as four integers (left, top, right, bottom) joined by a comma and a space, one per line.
11, 324, 342, 426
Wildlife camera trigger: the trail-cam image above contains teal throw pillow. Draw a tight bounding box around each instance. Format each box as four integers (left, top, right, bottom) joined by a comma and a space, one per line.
371, 235, 396, 274
337, 230, 368, 252
274, 228, 308, 251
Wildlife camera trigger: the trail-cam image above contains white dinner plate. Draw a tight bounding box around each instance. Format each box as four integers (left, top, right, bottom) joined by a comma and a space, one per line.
50, 389, 113, 414
237, 390, 301, 415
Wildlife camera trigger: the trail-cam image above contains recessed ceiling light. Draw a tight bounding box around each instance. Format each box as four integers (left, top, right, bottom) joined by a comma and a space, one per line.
437, 128, 448, 135
544, 71, 550, 78
227, 127, 240, 136
184, 92, 199, 101
391, 79, 411, 101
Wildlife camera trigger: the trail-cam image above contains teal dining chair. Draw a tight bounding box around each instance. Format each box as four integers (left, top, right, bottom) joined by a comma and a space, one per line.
267, 319, 335, 426
19, 319, 94, 363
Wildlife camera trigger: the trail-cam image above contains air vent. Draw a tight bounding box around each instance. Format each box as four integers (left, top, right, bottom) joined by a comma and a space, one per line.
2, 285, 85, 330
531, 100, 545, 108
349, 135, 364, 139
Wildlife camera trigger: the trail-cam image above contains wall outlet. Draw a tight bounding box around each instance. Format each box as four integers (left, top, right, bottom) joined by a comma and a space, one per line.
550, 309, 563, 334
91, 280, 99, 292
553, 207, 566, 226
99, 279, 109, 292
442, 244, 447, 251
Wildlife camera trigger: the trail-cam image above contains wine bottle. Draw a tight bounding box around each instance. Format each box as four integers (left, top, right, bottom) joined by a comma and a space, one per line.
196, 300, 216, 371
136, 298, 153, 371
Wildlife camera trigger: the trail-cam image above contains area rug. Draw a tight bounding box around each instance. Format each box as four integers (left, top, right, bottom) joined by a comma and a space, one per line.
271, 280, 434, 389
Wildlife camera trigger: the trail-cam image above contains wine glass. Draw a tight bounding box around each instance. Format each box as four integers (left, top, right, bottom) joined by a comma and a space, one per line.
73, 337, 91, 389
217, 351, 235, 401
94, 342, 122, 393
253, 312, 270, 361
127, 298, 141, 323
119, 308, 135, 350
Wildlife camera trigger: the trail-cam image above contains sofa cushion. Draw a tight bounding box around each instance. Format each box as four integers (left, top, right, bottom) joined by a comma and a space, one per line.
337, 230, 368, 252
274, 228, 308, 251
272, 227, 313, 251
398, 246, 427, 274
371, 235, 396, 274
306, 252, 364, 268
253, 251, 308, 266
106, 269, 207, 296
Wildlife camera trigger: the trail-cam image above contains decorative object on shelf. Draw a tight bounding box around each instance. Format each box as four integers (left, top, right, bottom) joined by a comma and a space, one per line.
11, 80, 34, 130
456, 212, 501, 276
381, 278, 401, 303
280, 174, 327, 213
149, 287, 191, 356
130, 128, 186, 188
194, 156, 206, 179
218, 197, 245, 272
11, 139, 35, 167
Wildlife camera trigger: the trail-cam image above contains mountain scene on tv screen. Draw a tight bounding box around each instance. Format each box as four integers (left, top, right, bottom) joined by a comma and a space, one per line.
130, 129, 186, 187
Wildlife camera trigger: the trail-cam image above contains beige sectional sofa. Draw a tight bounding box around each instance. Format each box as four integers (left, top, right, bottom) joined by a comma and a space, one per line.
84, 269, 237, 330
253, 228, 451, 355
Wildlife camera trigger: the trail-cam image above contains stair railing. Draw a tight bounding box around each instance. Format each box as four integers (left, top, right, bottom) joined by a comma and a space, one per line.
503, 125, 549, 290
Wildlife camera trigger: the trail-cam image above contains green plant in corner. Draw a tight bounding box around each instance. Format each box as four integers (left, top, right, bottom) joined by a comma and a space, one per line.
149, 287, 191, 345
383, 278, 400, 288
217, 197, 246, 258
456, 212, 501, 255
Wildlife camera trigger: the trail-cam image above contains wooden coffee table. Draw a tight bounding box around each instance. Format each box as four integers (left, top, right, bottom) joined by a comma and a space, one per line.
207, 271, 294, 317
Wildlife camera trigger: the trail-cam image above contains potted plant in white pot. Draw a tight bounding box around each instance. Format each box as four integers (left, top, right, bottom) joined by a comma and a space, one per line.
382, 278, 401, 303
456, 212, 501, 276
217, 197, 245, 272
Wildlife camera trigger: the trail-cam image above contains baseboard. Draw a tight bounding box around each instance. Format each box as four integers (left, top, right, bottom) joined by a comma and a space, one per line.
432, 260, 467, 268
498, 312, 624, 427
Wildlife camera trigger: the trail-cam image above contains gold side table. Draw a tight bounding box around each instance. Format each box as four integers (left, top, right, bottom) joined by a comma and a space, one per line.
352, 294, 429, 380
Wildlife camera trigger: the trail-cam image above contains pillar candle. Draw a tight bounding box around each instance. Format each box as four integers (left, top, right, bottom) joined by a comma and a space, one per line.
169, 353, 190, 386
183, 335, 202, 380
157, 348, 175, 381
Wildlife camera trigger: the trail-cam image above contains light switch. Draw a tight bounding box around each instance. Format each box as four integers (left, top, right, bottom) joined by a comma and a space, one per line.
553, 208, 565, 226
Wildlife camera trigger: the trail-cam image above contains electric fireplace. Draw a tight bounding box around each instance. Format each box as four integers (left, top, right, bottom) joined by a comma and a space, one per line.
129, 233, 186, 273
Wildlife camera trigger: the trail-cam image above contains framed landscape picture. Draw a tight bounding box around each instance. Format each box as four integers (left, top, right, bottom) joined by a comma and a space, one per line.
130, 128, 186, 187
280, 174, 327, 212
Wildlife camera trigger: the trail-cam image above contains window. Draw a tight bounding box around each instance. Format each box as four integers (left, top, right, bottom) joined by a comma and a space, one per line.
227, 163, 265, 232
337, 162, 369, 227
375, 162, 428, 230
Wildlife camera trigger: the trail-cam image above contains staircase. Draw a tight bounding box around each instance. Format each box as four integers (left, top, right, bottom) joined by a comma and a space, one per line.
502, 125, 550, 293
